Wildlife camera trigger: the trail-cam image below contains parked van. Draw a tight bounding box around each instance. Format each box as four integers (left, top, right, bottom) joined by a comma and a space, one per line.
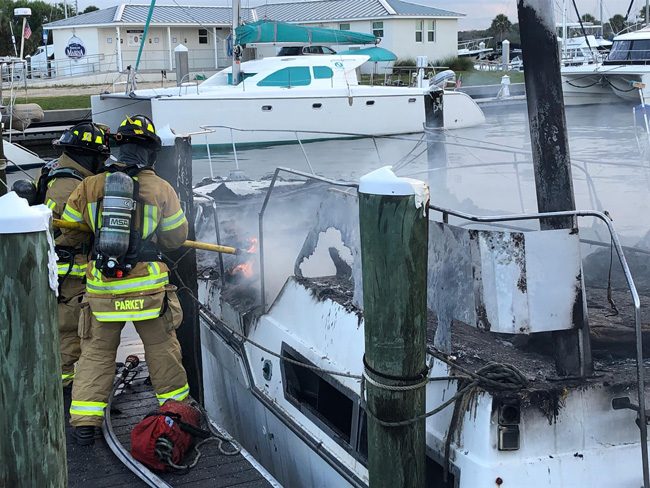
29, 45, 54, 78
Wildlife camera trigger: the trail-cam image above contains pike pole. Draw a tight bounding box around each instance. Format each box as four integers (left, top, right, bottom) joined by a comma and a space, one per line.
53, 218, 239, 255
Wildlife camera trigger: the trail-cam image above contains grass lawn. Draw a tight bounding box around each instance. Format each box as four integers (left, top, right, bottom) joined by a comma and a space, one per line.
18, 95, 91, 110
457, 70, 524, 86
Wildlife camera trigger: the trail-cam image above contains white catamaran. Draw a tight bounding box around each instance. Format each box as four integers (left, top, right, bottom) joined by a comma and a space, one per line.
91, 19, 484, 145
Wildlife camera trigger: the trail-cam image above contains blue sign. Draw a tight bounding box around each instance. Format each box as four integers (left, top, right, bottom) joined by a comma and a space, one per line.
65, 35, 85, 60
42, 29, 48, 43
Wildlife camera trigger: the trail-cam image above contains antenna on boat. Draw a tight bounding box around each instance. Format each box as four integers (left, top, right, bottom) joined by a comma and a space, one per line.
231, 0, 241, 85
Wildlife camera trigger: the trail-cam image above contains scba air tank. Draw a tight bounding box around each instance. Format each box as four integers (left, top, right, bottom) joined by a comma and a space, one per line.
96, 172, 136, 277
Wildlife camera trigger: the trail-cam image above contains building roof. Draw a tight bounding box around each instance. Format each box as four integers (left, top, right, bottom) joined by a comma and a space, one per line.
44, 0, 463, 29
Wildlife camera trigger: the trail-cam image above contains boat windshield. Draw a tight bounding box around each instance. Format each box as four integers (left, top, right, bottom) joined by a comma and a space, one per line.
606, 39, 650, 64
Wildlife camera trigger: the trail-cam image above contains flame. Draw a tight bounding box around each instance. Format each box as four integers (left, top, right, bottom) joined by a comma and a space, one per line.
245, 237, 258, 254
230, 262, 254, 278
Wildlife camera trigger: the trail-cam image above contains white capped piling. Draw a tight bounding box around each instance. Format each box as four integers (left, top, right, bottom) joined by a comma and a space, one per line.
0, 192, 67, 487
359, 166, 429, 488
502, 39, 510, 71
174, 44, 189, 86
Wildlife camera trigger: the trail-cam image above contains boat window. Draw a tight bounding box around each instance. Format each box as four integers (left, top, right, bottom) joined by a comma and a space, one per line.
198, 29, 208, 45
281, 344, 353, 443
631, 40, 650, 61
257, 66, 311, 87
226, 72, 257, 84
340, 23, 351, 31
322, 46, 337, 54
313, 66, 333, 79
608, 40, 631, 61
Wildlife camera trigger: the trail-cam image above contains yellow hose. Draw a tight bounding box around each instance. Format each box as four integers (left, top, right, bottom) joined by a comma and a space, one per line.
52, 218, 238, 255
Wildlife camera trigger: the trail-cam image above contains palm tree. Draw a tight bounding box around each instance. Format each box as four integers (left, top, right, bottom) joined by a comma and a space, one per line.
581, 13, 597, 24
609, 14, 627, 34
490, 14, 512, 44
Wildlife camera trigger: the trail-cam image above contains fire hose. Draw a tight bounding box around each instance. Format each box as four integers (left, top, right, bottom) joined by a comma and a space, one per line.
53, 218, 238, 255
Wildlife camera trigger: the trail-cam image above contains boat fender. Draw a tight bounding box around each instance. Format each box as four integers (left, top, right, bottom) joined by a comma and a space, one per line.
130, 400, 204, 472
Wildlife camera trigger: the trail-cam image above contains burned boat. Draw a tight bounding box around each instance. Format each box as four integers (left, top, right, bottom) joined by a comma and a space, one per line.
190, 166, 650, 487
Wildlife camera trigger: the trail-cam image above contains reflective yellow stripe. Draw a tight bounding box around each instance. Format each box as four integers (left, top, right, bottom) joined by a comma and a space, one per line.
92, 308, 162, 322
62, 205, 83, 223
61, 373, 75, 380
156, 383, 190, 404
142, 204, 159, 239
87, 202, 99, 231
46, 199, 56, 211
70, 400, 107, 417
160, 208, 186, 232
86, 262, 169, 295
57, 262, 87, 277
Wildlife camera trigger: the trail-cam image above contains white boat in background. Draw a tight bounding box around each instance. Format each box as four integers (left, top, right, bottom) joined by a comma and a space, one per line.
562, 27, 650, 105
92, 54, 484, 146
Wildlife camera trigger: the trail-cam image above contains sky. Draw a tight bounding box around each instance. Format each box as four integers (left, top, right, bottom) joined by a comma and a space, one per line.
55, 0, 636, 30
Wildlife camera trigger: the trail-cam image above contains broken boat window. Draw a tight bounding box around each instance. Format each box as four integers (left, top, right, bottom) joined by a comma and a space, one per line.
281, 343, 353, 444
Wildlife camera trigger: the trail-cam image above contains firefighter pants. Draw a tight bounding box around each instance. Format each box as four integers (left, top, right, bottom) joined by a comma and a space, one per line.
69, 290, 189, 427
58, 278, 84, 386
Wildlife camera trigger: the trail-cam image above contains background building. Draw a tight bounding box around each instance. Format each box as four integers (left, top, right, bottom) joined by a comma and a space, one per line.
43, 0, 463, 78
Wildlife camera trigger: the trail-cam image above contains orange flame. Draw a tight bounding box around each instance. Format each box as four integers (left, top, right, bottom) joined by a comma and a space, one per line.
245, 237, 258, 254
231, 262, 254, 278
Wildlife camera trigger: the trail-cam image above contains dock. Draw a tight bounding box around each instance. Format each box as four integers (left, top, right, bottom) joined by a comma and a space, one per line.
64, 364, 277, 488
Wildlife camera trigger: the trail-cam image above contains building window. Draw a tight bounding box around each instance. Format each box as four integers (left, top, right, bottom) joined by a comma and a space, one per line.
339, 23, 350, 30
258, 66, 311, 87
415, 20, 423, 42
372, 21, 384, 38
427, 20, 436, 42
198, 28, 208, 44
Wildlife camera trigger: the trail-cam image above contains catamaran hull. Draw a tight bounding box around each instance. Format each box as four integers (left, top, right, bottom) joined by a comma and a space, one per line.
562, 67, 648, 105
91, 91, 484, 145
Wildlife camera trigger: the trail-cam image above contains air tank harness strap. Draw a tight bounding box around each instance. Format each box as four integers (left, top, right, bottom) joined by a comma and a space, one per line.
56, 244, 89, 301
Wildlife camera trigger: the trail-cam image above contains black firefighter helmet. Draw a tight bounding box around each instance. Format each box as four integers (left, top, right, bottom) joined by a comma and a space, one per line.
53, 122, 111, 158
114, 115, 162, 151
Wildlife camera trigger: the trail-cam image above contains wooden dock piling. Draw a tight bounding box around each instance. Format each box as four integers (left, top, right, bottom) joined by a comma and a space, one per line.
359, 167, 429, 488
0, 193, 67, 487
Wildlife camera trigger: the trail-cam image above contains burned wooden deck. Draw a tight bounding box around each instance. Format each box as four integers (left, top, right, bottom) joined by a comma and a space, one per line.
297, 276, 650, 394
65, 368, 275, 488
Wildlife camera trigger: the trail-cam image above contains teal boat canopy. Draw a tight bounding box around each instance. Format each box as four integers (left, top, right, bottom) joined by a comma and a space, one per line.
337, 46, 397, 61
235, 20, 377, 46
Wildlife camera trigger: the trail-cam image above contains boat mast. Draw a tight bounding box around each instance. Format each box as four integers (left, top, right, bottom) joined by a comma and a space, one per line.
562, 0, 568, 59
599, 0, 604, 37
231, 0, 241, 85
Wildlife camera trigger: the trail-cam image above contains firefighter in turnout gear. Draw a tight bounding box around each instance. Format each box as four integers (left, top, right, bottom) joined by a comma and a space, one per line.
48, 122, 110, 387
61, 115, 190, 445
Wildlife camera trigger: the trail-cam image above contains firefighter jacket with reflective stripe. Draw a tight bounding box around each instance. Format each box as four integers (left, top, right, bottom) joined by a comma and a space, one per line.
61, 168, 188, 302
49, 153, 94, 278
